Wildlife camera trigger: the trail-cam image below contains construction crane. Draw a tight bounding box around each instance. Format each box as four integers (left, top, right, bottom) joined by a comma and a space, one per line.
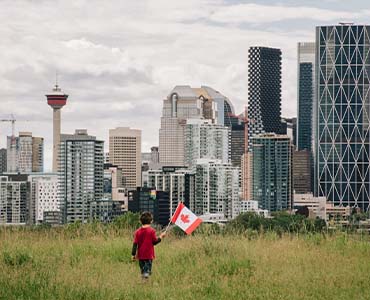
0, 114, 16, 138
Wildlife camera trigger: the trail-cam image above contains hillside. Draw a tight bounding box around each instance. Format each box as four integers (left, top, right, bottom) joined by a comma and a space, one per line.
0, 226, 369, 300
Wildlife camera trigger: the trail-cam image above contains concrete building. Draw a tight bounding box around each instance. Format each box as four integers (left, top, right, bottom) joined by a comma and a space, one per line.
59, 130, 104, 223
0, 175, 29, 225
104, 163, 127, 210
248, 47, 283, 149
159, 86, 222, 166
46, 84, 68, 172
239, 200, 269, 217
241, 152, 253, 200
148, 166, 194, 215
293, 150, 311, 194
293, 193, 326, 219
193, 159, 240, 220
28, 173, 59, 224
252, 134, 293, 212
7, 132, 44, 173
184, 119, 230, 168
109, 127, 141, 189
0, 149, 6, 174
315, 24, 370, 211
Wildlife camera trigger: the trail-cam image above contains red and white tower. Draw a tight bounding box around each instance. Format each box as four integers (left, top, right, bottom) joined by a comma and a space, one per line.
46, 84, 68, 172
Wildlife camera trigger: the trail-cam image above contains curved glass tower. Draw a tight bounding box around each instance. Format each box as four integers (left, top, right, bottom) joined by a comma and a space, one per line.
315, 24, 370, 211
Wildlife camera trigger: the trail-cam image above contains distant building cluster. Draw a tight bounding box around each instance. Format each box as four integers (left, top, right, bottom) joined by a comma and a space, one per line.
1, 23, 370, 226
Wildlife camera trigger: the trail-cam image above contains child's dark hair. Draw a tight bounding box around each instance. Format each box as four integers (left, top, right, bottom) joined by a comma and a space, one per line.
140, 212, 153, 225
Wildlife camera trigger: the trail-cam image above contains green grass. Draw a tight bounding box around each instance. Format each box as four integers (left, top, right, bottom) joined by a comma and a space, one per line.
0, 226, 369, 300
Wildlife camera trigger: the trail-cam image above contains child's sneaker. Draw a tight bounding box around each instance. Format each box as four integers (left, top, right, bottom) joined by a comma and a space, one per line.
142, 272, 149, 280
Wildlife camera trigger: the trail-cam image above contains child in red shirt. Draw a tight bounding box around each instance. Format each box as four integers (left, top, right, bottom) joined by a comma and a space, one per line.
131, 212, 166, 279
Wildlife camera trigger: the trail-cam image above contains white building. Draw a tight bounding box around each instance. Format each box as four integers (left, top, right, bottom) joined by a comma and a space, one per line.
193, 159, 240, 220
28, 173, 59, 224
239, 200, 269, 217
184, 119, 230, 168
293, 193, 326, 218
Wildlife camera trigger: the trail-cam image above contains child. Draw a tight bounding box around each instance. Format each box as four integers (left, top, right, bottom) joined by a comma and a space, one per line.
131, 212, 166, 279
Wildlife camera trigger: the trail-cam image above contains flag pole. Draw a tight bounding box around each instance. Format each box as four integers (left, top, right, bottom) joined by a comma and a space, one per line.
163, 201, 182, 233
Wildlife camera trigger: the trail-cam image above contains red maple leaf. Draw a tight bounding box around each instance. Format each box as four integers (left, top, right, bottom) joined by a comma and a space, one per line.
180, 214, 190, 223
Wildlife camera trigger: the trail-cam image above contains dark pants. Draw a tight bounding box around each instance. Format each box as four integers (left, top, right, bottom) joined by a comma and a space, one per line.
139, 260, 152, 275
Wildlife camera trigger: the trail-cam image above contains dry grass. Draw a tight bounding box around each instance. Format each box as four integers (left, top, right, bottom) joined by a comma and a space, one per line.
0, 227, 369, 300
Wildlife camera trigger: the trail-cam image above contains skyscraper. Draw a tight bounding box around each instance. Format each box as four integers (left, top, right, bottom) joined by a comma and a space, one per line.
159, 86, 221, 166
252, 134, 293, 212
315, 24, 370, 211
293, 150, 311, 194
248, 47, 282, 148
109, 127, 142, 189
193, 159, 240, 220
59, 130, 104, 223
297, 42, 315, 152
46, 84, 68, 173
184, 119, 230, 168
6, 132, 44, 173
0, 149, 6, 174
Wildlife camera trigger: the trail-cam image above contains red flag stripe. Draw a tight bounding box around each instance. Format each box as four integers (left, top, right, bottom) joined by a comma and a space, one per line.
185, 218, 202, 235
171, 202, 185, 223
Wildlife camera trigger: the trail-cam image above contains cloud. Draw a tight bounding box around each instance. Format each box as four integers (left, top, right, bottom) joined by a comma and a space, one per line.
0, 0, 361, 171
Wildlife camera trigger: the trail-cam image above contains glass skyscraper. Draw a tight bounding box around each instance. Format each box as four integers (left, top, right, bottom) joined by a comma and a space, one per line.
315, 24, 370, 211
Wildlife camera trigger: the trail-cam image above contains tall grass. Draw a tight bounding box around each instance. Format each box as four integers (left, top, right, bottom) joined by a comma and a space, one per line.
0, 224, 369, 300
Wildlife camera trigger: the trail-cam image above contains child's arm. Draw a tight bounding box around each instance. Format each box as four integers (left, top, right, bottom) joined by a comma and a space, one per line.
131, 243, 137, 260
152, 231, 166, 245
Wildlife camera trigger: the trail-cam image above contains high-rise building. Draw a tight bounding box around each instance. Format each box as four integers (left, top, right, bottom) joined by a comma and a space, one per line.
104, 163, 127, 209
109, 127, 141, 189
297, 42, 315, 152
59, 130, 104, 223
0, 175, 29, 225
7, 132, 44, 173
28, 173, 59, 224
184, 119, 230, 168
46, 84, 68, 173
159, 86, 222, 166
248, 47, 282, 148
293, 150, 311, 194
0, 149, 6, 174
148, 166, 194, 215
252, 134, 293, 212
224, 112, 246, 168
128, 187, 170, 226
193, 159, 240, 220
315, 24, 370, 211
281, 117, 297, 147
241, 152, 253, 200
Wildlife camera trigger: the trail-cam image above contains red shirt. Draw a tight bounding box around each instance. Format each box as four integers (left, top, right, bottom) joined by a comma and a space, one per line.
133, 227, 159, 260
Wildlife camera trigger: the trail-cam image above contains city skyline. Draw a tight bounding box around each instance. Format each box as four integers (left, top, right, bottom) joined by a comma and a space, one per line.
2, 1, 370, 171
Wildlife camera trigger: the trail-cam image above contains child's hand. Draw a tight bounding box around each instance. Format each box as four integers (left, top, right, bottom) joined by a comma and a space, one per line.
159, 232, 166, 239
131, 256, 136, 262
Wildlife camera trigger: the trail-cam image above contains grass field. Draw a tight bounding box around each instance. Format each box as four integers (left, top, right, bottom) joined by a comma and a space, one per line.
0, 225, 369, 300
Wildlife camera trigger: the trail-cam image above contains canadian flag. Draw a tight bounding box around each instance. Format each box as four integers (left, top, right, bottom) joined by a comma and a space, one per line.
171, 202, 202, 235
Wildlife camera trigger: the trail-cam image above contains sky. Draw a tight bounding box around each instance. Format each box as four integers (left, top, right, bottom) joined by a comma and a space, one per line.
1, 0, 370, 171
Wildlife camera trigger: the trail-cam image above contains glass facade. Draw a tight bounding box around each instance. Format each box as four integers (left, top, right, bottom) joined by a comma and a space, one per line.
315, 25, 370, 211
252, 134, 293, 211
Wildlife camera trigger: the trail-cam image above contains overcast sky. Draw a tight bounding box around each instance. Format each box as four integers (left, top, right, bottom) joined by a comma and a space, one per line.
1, 0, 370, 171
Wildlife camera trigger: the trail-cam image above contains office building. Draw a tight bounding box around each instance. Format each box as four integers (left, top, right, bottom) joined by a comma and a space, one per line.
293, 193, 326, 219
252, 134, 293, 212
0, 149, 6, 174
241, 152, 253, 200
128, 187, 170, 226
193, 159, 240, 220
184, 119, 230, 168
248, 47, 282, 148
293, 150, 311, 194
315, 24, 370, 211
297, 42, 315, 152
46, 83, 68, 172
159, 86, 222, 166
109, 127, 141, 189
0, 175, 29, 225
89, 199, 123, 223
28, 173, 59, 224
239, 200, 268, 217
148, 166, 194, 215
59, 130, 104, 223
104, 163, 127, 210
7, 132, 44, 173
